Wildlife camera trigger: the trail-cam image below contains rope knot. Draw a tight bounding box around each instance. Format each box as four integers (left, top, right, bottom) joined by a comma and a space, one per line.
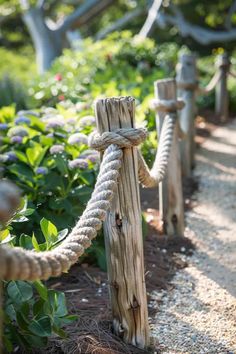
89, 128, 147, 151
150, 98, 185, 113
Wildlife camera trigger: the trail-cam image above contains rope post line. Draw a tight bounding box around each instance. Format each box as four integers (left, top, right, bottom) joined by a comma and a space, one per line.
94, 97, 149, 349
154, 79, 185, 237
0, 282, 2, 354
176, 53, 197, 177
215, 53, 230, 123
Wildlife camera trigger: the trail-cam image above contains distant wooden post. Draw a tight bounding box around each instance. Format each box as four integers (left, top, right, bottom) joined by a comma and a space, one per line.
0, 283, 2, 354
215, 53, 230, 123
95, 97, 149, 349
0, 280, 3, 354
176, 53, 197, 176
154, 79, 185, 236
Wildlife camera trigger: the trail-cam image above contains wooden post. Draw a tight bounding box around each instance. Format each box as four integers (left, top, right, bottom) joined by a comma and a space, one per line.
215, 53, 230, 123
176, 53, 197, 176
154, 79, 185, 237
0, 282, 2, 354
94, 97, 149, 349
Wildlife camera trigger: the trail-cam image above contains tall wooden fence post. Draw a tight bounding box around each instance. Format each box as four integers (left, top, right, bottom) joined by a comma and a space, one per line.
215, 53, 230, 123
176, 53, 197, 177
0, 282, 2, 354
154, 79, 185, 236
94, 97, 149, 349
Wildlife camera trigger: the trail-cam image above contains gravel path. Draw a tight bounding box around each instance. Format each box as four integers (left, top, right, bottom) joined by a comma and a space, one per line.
152, 119, 236, 354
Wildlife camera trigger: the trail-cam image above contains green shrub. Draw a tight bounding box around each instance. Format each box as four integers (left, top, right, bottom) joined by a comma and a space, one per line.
0, 47, 36, 83
0, 76, 28, 110
0, 202, 77, 351
0, 105, 99, 234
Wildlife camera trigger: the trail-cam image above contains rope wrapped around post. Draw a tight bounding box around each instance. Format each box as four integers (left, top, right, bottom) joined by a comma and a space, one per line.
0, 106, 182, 279
0, 128, 147, 282
138, 98, 185, 188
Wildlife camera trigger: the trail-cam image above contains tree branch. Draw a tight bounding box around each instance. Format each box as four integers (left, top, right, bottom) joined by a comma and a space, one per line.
156, 6, 236, 45
96, 8, 143, 40
57, 0, 115, 33
37, 0, 45, 9
138, 0, 163, 38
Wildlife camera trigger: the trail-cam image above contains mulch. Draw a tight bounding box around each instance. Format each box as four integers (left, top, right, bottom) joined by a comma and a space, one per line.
39, 111, 220, 354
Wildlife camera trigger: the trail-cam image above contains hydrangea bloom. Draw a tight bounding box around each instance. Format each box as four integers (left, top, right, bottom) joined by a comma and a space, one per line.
68, 133, 88, 145
68, 158, 88, 170
14, 116, 31, 125
8, 126, 29, 138
86, 154, 99, 163
79, 115, 96, 128
80, 149, 99, 163
17, 110, 40, 117
0, 123, 8, 130
6, 151, 17, 161
36, 167, 48, 175
46, 117, 65, 129
10, 136, 23, 144
50, 144, 64, 154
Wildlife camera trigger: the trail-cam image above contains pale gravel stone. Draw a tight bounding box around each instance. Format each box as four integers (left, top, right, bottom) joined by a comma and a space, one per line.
151, 119, 236, 354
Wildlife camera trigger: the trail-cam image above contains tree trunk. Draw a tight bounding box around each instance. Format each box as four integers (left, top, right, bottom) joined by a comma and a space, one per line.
94, 97, 150, 349
154, 79, 185, 236
22, 7, 64, 73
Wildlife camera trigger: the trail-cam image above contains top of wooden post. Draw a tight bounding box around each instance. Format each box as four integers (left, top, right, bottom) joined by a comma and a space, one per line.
154, 78, 176, 101
176, 53, 197, 87
94, 97, 135, 133
215, 53, 230, 69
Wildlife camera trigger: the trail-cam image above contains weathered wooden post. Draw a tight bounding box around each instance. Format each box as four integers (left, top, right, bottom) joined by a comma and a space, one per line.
176, 53, 197, 177
154, 79, 185, 236
215, 53, 230, 123
0, 283, 2, 354
94, 97, 149, 349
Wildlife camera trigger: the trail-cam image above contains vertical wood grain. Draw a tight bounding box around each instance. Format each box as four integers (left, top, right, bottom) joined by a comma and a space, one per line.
94, 97, 149, 349
176, 53, 197, 176
215, 53, 230, 123
154, 79, 185, 236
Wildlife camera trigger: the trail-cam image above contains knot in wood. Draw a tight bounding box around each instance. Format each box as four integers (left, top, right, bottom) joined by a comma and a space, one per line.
150, 99, 185, 113
89, 128, 147, 151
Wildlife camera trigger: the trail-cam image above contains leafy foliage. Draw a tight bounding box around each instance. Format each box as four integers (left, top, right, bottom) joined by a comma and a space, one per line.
0, 105, 98, 238
0, 204, 77, 351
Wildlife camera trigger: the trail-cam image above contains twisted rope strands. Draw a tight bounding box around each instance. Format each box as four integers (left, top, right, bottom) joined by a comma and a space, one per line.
0, 118, 177, 280
138, 113, 176, 188
0, 144, 123, 281
197, 70, 222, 95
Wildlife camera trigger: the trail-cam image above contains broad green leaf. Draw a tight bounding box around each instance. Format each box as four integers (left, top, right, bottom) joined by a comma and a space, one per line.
24, 334, 48, 348
40, 218, 58, 245
0, 229, 9, 241
19, 234, 33, 250
7, 281, 33, 304
16, 312, 29, 331
14, 151, 28, 164
52, 325, 67, 339
32, 233, 40, 251
48, 290, 67, 317
28, 316, 52, 337
33, 281, 48, 301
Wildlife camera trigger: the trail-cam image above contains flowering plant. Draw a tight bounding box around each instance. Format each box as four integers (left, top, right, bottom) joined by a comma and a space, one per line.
0, 105, 99, 241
